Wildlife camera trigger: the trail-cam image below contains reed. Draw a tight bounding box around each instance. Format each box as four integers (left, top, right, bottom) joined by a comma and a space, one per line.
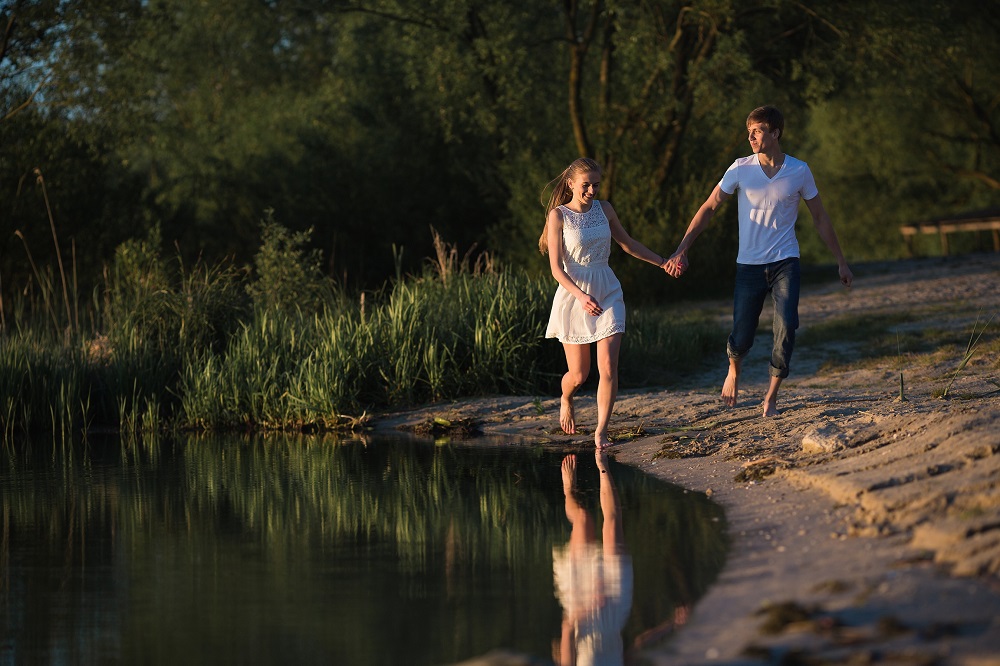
939, 311, 997, 399
176, 268, 559, 430
1, 223, 723, 438
0, 329, 86, 439
34, 169, 76, 336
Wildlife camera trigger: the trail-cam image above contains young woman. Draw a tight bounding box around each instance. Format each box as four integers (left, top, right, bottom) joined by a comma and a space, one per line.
540, 158, 677, 448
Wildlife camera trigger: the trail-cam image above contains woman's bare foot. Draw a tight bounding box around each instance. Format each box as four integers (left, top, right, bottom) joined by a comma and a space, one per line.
762, 399, 779, 417
560, 396, 576, 434
595, 449, 609, 471
561, 454, 577, 493
595, 433, 613, 449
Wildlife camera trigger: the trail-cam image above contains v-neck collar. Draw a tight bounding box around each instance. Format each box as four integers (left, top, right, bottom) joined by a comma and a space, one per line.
756, 154, 785, 180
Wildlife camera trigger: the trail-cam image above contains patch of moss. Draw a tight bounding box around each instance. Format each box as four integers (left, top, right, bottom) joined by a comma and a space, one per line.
653, 446, 684, 460
402, 416, 482, 438
811, 579, 851, 594
756, 601, 816, 635
735, 462, 778, 482
876, 615, 910, 637
610, 423, 650, 442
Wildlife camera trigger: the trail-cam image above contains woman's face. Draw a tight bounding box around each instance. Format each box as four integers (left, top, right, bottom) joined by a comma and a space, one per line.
567, 170, 601, 207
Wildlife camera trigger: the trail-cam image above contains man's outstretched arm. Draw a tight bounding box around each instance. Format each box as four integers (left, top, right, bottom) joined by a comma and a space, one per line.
665, 184, 730, 277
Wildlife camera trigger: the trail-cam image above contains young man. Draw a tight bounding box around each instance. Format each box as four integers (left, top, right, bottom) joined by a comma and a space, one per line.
664, 106, 853, 417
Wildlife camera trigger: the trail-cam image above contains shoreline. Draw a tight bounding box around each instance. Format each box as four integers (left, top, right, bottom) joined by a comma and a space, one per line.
378, 253, 1000, 664
612, 403, 1000, 665
380, 388, 1000, 665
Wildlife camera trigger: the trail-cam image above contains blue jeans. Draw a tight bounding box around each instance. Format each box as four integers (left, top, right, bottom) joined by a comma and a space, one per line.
727, 258, 800, 379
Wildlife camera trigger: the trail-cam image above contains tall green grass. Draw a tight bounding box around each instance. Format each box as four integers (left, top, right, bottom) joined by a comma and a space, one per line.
1, 222, 722, 439
176, 269, 557, 429
0, 330, 84, 441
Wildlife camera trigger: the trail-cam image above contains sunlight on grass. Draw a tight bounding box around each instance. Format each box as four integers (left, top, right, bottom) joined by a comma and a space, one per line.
1, 228, 720, 439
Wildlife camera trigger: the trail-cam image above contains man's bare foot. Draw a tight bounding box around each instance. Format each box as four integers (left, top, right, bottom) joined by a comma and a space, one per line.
561, 454, 577, 493
559, 396, 576, 434
762, 376, 781, 417
595, 433, 613, 449
722, 370, 740, 407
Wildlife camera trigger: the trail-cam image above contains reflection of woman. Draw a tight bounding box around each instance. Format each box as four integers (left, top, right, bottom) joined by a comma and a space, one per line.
552, 452, 633, 666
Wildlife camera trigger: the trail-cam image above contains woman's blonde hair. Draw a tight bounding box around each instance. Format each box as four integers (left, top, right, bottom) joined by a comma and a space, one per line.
538, 157, 602, 254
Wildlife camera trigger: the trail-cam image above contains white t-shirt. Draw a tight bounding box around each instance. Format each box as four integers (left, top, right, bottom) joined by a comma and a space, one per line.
718, 154, 819, 265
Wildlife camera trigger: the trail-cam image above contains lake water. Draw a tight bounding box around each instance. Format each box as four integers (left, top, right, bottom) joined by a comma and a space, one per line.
0, 433, 726, 665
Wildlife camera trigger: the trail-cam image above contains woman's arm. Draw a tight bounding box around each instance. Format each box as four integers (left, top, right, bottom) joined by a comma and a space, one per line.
603, 201, 669, 268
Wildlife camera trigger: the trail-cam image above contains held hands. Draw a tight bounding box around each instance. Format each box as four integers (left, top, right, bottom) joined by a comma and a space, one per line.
662, 251, 688, 278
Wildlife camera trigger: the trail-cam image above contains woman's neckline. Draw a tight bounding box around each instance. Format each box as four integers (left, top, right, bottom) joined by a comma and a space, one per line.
562, 201, 597, 214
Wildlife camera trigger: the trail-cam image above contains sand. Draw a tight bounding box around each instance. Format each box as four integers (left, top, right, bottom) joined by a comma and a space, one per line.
379, 253, 1000, 665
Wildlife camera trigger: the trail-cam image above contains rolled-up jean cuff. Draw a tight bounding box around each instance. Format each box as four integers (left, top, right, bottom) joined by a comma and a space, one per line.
726, 344, 747, 360
769, 364, 789, 379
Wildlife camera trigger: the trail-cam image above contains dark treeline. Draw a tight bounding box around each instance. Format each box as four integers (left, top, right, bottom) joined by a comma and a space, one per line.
2, 0, 998, 310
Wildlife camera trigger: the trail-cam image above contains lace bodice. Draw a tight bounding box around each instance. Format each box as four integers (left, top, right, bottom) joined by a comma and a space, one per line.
559, 203, 611, 268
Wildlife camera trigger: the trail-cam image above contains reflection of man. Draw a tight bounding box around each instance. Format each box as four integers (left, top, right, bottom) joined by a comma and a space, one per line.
552, 452, 633, 666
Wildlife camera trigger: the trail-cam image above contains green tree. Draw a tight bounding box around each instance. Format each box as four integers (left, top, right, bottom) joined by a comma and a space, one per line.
0, 0, 62, 123
36, 0, 504, 287
1, 1, 157, 319
4, 0, 997, 316
799, 1, 1000, 260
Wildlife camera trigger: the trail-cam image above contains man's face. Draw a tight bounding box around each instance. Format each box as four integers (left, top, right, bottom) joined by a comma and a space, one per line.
747, 121, 778, 154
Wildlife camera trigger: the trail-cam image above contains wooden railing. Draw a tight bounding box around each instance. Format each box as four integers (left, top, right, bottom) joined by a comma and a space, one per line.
900, 212, 1000, 255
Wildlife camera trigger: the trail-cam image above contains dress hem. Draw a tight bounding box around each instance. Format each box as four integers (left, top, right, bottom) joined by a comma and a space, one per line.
546, 323, 626, 345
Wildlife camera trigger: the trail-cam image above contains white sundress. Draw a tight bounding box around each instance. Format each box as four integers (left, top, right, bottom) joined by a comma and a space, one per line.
545, 202, 627, 344
552, 542, 633, 666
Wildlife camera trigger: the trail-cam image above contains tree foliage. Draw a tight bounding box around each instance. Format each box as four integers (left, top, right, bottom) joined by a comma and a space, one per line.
1, 0, 997, 314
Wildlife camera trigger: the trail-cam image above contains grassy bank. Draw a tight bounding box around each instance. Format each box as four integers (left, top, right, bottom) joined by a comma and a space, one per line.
0, 225, 722, 440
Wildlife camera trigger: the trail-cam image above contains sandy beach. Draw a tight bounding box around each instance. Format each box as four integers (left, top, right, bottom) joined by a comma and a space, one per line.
379, 253, 1000, 665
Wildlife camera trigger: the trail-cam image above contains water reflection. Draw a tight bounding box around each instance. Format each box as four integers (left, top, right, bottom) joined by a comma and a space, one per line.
0, 434, 726, 665
553, 452, 632, 666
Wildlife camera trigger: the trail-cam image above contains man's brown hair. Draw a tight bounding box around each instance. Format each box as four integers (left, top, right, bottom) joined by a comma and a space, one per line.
747, 106, 784, 140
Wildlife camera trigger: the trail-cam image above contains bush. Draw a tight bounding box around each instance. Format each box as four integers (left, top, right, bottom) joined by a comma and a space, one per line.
246, 211, 332, 314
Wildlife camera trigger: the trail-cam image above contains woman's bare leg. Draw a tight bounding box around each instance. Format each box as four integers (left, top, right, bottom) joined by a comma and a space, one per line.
594, 334, 622, 448
561, 454, 594, 547
596, 451, 624, 552
560, 343, 590, 434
